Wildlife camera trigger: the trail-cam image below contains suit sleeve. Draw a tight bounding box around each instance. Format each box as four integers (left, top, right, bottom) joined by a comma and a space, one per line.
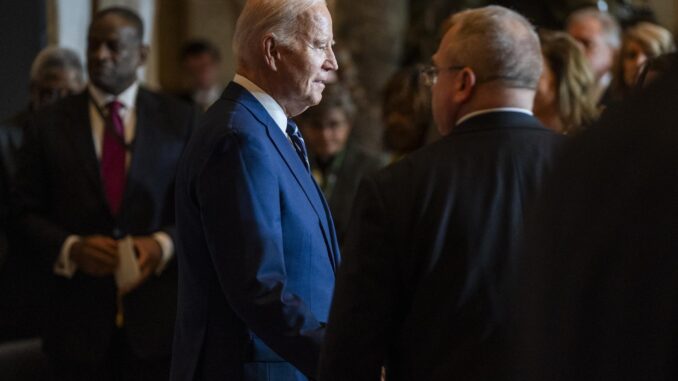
318, 175, 402, 381
0, 148, 9, 266
12, 118, 71, 268
196, 131, 324, 378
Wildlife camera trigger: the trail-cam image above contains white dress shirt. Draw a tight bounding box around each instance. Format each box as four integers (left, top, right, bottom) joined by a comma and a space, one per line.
54, 82, 174, 279
233, 74, 288, 135
455, 107, 533, 126
192, 84, 223, 111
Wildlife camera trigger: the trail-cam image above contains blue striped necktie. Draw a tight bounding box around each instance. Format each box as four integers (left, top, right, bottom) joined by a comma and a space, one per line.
286, 120, 310, 171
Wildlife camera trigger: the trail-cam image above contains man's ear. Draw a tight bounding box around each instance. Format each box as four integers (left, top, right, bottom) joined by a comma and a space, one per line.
263, 34, 281, 71
138, 44, 150, 67
454, 67, 476, 103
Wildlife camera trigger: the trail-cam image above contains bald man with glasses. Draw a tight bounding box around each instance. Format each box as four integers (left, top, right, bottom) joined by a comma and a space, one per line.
319, 6, 564, 381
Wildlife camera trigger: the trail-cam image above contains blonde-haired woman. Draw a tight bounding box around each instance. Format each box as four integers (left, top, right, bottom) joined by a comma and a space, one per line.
612, 22, 675, 99
534, 31, 599, 135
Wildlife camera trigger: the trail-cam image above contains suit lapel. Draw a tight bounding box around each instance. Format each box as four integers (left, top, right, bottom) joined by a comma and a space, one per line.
64, 92, 109, 209
223, 82, 337, 265
118, 88, 155, 218
264, 118, 337, 265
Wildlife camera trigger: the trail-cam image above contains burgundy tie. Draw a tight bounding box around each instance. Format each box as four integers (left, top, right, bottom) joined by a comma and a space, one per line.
101, 100, 126, 216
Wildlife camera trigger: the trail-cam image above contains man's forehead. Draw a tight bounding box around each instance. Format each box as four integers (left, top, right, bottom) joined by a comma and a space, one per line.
431, 53, 441, 66
440, 24, 460, 47
89, 16, 138, 39
434, 27, 458, 65
569, 17, 602, 36
298, 6, 332, 37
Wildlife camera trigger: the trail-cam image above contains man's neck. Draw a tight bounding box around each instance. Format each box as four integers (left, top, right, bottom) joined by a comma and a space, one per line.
88, 81, 139, 109
236, 67, 295, 117
457, 86, 535, 121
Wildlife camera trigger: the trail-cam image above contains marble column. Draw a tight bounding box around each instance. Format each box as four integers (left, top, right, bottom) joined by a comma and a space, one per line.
334, 0, 409, 151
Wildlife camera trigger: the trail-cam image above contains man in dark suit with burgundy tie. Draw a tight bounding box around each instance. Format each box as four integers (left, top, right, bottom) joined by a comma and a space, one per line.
12, 7, 195, 380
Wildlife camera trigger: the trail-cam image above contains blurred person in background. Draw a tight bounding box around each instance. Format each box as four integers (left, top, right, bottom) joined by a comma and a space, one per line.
534, 31, 599, 135
1, 46, 85, 186
566, 7, 621, 105
12, 7, 196, 379
297, 84, 384, 246
637, 52, 678, 88
177, 38, 223, 111
382, 65, 435, 162
0, 46, 85, 343
28, 47, 86, 111
509, 53, 678, 381
611, 22, 675, 100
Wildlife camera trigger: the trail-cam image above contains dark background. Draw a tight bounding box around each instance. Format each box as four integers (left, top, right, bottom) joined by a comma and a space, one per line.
0, 0, 47, 121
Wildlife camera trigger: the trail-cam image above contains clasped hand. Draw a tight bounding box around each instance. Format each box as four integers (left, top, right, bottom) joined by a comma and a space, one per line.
70, 235, 162, 293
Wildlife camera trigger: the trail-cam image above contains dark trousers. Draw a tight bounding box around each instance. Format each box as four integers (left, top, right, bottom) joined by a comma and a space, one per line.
50, 329, 170, 381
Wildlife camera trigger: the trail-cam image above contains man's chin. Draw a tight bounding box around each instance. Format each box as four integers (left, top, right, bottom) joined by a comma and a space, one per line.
91, 79, 116, 92
310, 92, 323, 106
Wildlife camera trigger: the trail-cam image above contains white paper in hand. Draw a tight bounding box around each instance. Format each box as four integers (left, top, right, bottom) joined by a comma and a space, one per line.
115, 236, 140, 290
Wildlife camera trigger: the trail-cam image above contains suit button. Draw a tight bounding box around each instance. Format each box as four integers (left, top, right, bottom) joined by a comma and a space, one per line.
112, 228, 123, 239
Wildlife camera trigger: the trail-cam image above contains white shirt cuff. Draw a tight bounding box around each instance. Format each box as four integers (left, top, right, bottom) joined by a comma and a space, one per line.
54, 235, 81, 278
152, 232, 174, 275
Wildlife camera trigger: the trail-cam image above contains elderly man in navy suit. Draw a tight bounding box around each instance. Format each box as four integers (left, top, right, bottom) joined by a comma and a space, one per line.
171, 0, 340, 380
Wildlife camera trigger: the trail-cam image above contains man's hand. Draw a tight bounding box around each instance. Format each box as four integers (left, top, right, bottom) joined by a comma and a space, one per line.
70, 235, 119, 277
119, 236, 162, 295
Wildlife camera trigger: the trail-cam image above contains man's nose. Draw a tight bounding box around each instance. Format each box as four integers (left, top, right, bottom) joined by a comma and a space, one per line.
90, 43, 112, 61
325, 47, 339, 71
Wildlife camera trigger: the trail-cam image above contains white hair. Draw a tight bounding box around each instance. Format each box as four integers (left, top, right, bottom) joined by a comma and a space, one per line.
30, 46, 84, 84
233, 0, 326, 67
567, 7, 621, 49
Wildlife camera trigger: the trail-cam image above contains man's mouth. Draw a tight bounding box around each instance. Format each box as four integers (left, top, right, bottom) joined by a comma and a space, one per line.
91, 64, 114, 75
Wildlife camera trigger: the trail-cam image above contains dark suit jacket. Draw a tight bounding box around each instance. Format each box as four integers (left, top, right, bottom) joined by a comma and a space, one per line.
319, 112, 564, 381
0, 110, 39, 341
509, 67, 678, 380
171, 82, 340, 381
0, 142, 8, 268
12, 88, 195, 363
312, 145, 384, 246
0, 110, 26, 263
0, 110, 27, 182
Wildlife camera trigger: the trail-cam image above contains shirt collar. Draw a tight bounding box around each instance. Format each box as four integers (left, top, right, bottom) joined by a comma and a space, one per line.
233, 74, 288, 135
88, 81, 139, 111
455, 107, 533, 126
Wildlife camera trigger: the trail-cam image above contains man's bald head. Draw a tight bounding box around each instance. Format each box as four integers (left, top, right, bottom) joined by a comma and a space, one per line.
441, 6, 542, 90
431, 6, 541, 135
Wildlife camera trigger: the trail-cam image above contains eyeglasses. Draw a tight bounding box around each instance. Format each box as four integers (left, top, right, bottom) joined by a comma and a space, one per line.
420, 65, 466, 86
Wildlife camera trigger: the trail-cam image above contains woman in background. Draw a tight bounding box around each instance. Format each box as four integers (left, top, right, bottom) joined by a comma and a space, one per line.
636, 52, 678, 88
611, 22, 675, 100
297, 84, 384, 246
382, 65, 436, 161
534, 31, 599, 135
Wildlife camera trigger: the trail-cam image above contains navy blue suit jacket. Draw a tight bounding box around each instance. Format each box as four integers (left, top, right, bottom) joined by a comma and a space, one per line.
171, 82, 340, 381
